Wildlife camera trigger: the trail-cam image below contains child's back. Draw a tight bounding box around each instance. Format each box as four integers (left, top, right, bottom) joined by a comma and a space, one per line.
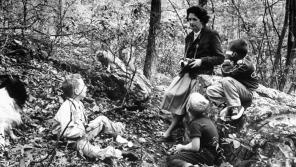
188, 116, 219, 154
53, 98, 86, 139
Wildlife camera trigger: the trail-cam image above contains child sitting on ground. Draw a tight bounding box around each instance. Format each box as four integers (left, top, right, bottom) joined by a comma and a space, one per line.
206, 39, 259, 121
52, 74, 125, 159
167, 92, 219, 167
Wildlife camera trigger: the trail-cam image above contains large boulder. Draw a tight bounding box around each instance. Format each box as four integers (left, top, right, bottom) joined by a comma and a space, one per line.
96, 51, 152, 103
204, 75, 296, 167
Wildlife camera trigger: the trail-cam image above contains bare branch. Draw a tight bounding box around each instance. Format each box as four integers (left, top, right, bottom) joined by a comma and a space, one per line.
0, 26, 30, 30
0, 35, 9, 53
185, 0, 191, 6
266, 0, 280, 37
229, 0, 257, 55
209, 0, 215, 29
272, 0, 289, 78
167, 0, 188, 36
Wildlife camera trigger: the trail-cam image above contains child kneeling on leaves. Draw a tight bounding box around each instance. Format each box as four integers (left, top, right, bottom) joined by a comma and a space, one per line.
52, 74, 125, 159
167, 93, 219, 167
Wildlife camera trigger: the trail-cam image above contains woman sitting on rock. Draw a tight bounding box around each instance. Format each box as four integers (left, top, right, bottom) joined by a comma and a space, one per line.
160, 5, 224, 142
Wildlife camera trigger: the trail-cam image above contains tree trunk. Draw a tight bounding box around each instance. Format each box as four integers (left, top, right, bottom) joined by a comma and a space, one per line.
21, 0, 27, 37
143, 0, 161, 79
279, 0, 296, 91
56, 0, 63, 36
271, 0, 289, 88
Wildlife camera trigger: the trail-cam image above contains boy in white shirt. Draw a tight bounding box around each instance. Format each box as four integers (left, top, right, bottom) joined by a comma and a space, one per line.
53, 74, 125, 159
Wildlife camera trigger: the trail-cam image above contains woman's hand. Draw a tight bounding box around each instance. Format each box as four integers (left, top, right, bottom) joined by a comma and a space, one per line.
189, 59, 202, 68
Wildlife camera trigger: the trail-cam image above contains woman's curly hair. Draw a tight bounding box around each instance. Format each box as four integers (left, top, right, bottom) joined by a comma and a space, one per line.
186, 5, 210, 25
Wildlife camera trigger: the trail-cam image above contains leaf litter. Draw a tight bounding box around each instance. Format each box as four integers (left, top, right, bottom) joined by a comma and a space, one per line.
0, 55, 171, 167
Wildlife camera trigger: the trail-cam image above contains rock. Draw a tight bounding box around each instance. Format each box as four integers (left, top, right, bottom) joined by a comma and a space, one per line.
96, 51, 152, 102
160, 75, 296, 166
220, 77, 296, 166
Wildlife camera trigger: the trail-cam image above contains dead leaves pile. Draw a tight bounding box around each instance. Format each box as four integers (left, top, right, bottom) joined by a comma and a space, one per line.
0, 55, 171, 167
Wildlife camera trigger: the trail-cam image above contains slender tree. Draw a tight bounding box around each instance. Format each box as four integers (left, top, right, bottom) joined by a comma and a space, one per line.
143, 0, 161, 79
57, 0, 63, 36
21, 0, 28, 37
279, 0, 296, 91
271, 0, 289, 88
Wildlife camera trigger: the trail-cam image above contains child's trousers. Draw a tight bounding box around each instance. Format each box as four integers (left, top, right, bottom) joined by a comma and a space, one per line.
75, 115, 125, 159
86, 115, 125, 140
206, 77, 253, 107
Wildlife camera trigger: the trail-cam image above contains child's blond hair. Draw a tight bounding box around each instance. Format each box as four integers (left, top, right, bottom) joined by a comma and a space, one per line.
61, 74, 83, 98
186, 92, 209, 118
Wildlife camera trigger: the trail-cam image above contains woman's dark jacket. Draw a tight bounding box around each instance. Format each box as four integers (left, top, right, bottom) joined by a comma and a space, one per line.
182, 27, 224, 77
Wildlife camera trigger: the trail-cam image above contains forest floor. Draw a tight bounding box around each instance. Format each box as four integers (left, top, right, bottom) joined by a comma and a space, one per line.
0, 55, 176, 167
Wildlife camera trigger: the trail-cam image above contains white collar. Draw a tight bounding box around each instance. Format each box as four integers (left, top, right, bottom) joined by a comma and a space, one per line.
193, 30, 201, 40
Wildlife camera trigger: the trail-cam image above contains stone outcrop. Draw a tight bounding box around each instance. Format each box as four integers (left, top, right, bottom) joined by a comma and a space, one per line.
165, 75, 296, 166
96, 51, 152, 102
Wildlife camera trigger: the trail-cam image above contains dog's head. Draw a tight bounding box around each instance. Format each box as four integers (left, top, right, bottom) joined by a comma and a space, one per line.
0, 75, 27, 108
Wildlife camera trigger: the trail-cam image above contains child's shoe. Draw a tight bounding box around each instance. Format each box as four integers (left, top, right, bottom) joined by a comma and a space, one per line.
219, 107, 229, 121
230, 106, 244, 120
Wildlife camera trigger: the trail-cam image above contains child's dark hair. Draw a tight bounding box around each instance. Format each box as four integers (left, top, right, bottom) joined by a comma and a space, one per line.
0, 75, 27, 108
186, 5, 210, 25
229, 39, 248, 58
61, 74, 83, 99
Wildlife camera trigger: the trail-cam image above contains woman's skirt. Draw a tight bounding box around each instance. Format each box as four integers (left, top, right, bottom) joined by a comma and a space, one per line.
160, 73, 204, 115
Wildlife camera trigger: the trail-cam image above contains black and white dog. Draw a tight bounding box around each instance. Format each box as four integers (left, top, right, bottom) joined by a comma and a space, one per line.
0, 76, 27, 146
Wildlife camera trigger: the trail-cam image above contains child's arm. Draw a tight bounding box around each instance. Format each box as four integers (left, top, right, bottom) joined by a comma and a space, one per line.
175, 137, 200, 152
221, 56, 255, 78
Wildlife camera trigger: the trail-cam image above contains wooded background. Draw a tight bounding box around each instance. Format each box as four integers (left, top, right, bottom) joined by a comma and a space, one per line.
1, 1, 296, 166
0, 0, 295, 93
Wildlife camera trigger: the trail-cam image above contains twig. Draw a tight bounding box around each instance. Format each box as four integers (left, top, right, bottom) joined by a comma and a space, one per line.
185, 0, 191, 6
167, 0, 188, 36
0, 35, 9, 53
266, 0, 280, 37
209, 0, 215, 29
95, 104, 140, 115
0, 26, 31, 30
229, 0, 257, 55
32, 27, 102, 37
121, 67, 137, 106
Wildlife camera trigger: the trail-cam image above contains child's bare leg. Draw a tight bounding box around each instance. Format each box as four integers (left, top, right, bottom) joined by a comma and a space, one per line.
163, 114, 183, 138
